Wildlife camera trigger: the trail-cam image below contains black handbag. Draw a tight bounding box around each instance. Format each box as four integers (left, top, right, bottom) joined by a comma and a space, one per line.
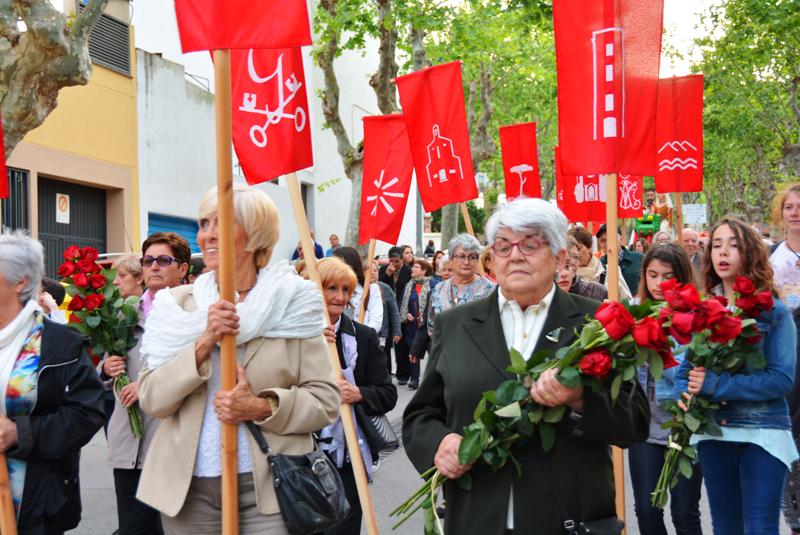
535, 447, 624, 535
245, 421, 350, 535
354, 404, 399, 454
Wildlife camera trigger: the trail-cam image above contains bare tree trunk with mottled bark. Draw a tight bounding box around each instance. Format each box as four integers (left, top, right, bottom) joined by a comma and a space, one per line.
1, 0, 110, 158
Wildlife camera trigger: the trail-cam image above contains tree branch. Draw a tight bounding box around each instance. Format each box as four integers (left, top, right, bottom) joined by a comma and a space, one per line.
409, 24, 431, 71
368, 0, 399, 114
789, 76, 800, 144
71, 0, 109, 40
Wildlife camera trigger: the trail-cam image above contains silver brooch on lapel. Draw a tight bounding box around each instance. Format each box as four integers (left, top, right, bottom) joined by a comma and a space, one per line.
545, 327, 563, 343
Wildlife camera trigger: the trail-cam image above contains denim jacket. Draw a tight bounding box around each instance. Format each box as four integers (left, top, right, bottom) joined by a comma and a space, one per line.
674, 299, 797, 429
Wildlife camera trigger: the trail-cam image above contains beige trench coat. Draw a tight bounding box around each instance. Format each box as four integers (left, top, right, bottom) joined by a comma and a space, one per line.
135, 285, 340, 517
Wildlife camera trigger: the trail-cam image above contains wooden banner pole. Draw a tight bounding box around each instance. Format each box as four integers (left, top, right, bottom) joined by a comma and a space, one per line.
675, 193, 683, 237
0, 455, 16, 535
459, 202, 475, 236
212, 49, 239, 535
358, 239, 377, 324
287, 174, 380, 535
604, 173, 626, 531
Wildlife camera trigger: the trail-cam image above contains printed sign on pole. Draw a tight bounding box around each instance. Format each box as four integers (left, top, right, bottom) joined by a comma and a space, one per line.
554, 0, 664, 176
231, 48, 313, 183
359, 115, 414, 245
499, 122, 541, 200
655, 75, 704, 193
396, 62, 478, 212
682, 203, 707, 225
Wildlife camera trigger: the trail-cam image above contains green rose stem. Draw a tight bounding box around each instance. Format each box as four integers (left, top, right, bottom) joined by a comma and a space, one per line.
113, 371, 144, 439
390, 466, 445, 530
650, 394, 694, 508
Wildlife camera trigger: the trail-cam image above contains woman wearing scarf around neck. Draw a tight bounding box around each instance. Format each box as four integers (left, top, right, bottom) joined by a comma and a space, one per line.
136, 185, 340, 534
316, 257, 397, 535
0, 233, 105, 533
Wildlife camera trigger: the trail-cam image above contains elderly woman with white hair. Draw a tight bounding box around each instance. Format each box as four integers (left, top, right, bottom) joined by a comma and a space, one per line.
136, 185, 340, 534
426, 233, 495, 337
0, 232, 105, 533
403, 198, 649, 534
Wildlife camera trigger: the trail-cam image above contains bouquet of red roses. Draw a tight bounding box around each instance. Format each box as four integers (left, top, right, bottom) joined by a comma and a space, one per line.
391, 298, 676, 530
650, 276, 773, 508
58, 246, 144, 439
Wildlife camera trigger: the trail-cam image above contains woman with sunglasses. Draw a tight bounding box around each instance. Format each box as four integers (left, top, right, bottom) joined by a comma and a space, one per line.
136, 185, 339, 534
102, 233, 191, 535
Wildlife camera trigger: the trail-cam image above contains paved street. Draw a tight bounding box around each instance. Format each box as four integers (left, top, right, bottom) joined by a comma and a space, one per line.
73, 372, 791, 534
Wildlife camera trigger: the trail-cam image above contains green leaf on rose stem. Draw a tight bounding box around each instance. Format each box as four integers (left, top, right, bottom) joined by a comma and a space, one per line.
610, 373, 623, 401
482, 390, 497, 405
684, 412, 701, 432
529, 406, 543, 424
508, 348, 527, 375
543, 405, 566, 423
678, 456, 693, 479
555, 346, 571, 361
473, 397, 487, 421
702, 418, 723, 436
579, 321, 600, 347
456, 473, 472, 491
557, 366, 581, 388
495, 401, 522, 418
539, 423, 556, 453
112, 339, 126, 354
527, 350, 550, 369
693, 343, 711, 357
104, 284, 115, 301
648, 352, 664, 381
530, 361, 554, 376
511, 382, 530, 401
495, 380, 520, 405
85, 315, 101, 329
622, 364, 636, 382
683, 445, 697, 460
113, 297, 124, 309
458, 429, 484, 465
121, 304, 137, 319
517, 413, 535, 436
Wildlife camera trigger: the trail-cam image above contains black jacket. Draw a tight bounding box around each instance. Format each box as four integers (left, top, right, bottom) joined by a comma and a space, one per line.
8, 319, 105, 534
379, 264, 412, 308
336, 315, 397, 416
403, 288, 649, 534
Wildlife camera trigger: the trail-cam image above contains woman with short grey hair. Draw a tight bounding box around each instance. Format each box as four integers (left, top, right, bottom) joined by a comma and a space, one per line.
0, 232, 104, 533
427, 233, 495, 335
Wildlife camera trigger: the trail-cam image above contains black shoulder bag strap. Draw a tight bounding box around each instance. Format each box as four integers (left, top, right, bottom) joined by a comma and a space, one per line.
535, 447, 578, 535
246, 421, 273, 456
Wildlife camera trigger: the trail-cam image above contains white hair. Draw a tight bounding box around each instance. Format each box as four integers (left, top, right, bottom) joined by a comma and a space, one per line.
447, 233, 482, 258
0, 231, 45, 304
654, 230, 673, 242
485, 197, 568, 256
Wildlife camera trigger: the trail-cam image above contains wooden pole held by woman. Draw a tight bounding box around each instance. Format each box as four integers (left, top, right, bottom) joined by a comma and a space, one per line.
604, 173, 626, 531
675, 193, 683, 238
287, 174, 381, 535
358, 239, 377, 324
0, 454, 17, 535
212, 49, 239, 535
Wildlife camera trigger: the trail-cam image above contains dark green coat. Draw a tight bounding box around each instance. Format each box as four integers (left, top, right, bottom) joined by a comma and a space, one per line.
402, 287, 649, 535
602, 248, 644, 296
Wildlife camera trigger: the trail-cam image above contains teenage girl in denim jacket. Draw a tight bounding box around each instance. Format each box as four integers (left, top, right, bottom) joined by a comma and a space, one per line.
630, 243, 703, 535
675, 217, 798, 535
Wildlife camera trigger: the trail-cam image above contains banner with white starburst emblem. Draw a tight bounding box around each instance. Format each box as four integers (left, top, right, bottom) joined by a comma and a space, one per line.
359, 114, 414, 245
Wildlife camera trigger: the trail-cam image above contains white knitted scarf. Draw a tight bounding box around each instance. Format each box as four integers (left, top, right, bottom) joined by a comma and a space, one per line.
142, 261, 325, 369
0, 300, 39, 415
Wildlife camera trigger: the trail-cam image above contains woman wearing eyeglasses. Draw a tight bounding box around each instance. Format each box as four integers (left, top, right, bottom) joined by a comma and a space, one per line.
102, 233, 192, 535
426, 234, 496, 337
404, 198, 649, 534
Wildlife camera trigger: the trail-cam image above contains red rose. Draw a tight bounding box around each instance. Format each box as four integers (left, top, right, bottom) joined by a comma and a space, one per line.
72, 272, 89, 288
77, 259, 101, 274
56, 261, 77, 278
745, 333, 763, 345
711, 295, 728, 307
669, 311, 696, 345
662, 280, 702, 312
579, 349, 613, 380
632, 317, 668, 351
68, 313, 81, 324
595, 302, 635, 340
63, 245, 81, 261
732, 276, 756, 297
709, 314, 743, 344
83, 294, 105, 312
67, 295, 86, 311
736, 291, 775, 318
661, 349, 680, 370
89, 273, 106, 290
80, 247, 100, 262
695, 298, 729, 331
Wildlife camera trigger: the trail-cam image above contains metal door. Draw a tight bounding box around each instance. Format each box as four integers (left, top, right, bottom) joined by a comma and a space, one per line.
38, 176, 107, 277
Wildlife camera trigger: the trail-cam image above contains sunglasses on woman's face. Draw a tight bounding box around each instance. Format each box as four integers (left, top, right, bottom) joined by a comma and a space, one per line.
140, 255, 178, 268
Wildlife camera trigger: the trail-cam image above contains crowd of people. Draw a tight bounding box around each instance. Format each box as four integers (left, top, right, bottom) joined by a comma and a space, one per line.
0, 182, 799, 534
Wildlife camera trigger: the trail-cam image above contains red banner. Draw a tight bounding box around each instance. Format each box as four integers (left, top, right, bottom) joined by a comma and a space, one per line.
555, 148, 643, 222
359, 115, 414, 245
396, 62, 478, 212
554, 0, 663, 176
231, 48, 312, 184
0, 116, 7, 199
499, 122, 541, 200
174, 0, 312, 52
655, 75, 704, 193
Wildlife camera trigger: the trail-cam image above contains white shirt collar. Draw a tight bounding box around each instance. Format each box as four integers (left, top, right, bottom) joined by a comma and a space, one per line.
497, 283, 557, 314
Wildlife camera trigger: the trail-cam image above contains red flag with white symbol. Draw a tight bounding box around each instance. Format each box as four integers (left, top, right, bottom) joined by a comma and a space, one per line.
655, 75, 704, 193
0, 116, 7, 199
554, 148, 567, 214
359, 115, 414, 245
173, 0, 312, 52
499, 122, 541, 200
231, 48, 312, 184
555, 148, 643, 222
396, 62, 478, 212
554, 0, 663, 176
